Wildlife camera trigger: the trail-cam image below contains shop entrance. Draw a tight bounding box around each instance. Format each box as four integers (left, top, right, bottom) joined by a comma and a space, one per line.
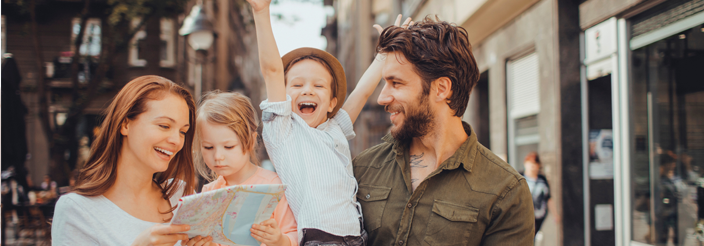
630, 24, 704, 246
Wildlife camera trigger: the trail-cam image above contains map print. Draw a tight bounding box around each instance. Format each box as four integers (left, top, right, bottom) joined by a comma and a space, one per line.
170, 184, 286, 245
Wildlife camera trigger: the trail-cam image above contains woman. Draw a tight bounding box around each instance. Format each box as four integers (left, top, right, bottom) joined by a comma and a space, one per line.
52, 76, 212, 246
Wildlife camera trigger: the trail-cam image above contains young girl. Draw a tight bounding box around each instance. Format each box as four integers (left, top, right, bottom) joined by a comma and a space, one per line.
52, 75, 212, 246
195, 91, 298, 246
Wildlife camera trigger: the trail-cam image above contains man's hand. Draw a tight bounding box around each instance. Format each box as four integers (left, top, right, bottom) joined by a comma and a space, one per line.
132, 224, 190, 246
251, 219, 289, 246
373, 14, 413, 35
245, 0, 272, 13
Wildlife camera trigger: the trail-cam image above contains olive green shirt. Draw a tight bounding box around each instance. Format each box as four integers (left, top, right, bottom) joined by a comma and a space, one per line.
353, 122, 535, 246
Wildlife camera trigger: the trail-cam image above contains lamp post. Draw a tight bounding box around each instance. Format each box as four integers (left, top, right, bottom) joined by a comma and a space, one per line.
179, 3, 214, 102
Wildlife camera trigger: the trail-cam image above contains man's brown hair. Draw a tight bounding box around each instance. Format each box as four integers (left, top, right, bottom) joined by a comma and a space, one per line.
376, 16, 480, 117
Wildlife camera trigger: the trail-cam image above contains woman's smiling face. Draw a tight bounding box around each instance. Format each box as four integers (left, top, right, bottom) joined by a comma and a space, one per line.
120, 93, 191, 173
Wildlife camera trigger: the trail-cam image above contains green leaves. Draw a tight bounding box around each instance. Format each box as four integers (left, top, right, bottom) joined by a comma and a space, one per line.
106, 0, 188, 27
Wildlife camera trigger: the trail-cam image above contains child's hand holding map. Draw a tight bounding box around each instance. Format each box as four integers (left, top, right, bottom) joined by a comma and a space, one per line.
170, 184, 286, 246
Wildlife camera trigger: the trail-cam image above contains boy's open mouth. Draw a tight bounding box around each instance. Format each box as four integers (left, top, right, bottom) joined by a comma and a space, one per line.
298, 102, 317, 114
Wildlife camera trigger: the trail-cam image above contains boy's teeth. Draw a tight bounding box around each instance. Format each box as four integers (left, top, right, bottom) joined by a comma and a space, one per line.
155, 147, 173, 156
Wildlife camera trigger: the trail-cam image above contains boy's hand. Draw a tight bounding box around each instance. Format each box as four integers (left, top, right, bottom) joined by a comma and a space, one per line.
245, 0, 272, 13
373, 14, 413, 35
251, 219, 289, 246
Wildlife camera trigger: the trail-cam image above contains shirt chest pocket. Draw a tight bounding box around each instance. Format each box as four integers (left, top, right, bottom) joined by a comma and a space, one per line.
333, 138, 349, 154
356, 185, 391, 232
424, 200, 479, 246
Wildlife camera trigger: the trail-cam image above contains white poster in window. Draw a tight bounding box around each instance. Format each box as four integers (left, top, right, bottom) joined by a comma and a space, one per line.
589, 129, 613, 179
594, 204, 613, 231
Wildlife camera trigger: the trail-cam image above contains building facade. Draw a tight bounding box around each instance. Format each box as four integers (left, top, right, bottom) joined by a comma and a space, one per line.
2, 1, 183, 186
1, 0, 264, 186
581, 0, 704, 245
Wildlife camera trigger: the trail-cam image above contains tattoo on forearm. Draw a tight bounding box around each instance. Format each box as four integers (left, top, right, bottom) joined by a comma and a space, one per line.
410, 153, 427, 168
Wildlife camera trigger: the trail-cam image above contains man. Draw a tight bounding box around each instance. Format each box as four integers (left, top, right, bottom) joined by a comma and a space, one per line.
353, 17, 535, 246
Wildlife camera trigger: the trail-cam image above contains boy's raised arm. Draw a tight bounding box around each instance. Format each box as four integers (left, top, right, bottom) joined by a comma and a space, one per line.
341, 54, 385, 124
248, 0, 286, 102
342, 15, 412, 124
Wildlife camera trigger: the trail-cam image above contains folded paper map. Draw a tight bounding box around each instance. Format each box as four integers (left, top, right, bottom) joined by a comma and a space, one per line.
170, 184, 286, 245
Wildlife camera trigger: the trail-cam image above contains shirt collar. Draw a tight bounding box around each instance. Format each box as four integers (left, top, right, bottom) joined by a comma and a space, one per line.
211, 175, 228, 189
315, 118, 332, 130
382, 122, 478, 172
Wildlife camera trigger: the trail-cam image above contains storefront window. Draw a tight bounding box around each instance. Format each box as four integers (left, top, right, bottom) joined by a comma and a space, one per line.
630, 24, 704, 245
514, 115, 539, 172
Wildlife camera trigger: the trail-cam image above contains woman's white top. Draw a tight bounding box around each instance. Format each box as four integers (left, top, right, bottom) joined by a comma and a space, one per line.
51, 182, 185, 246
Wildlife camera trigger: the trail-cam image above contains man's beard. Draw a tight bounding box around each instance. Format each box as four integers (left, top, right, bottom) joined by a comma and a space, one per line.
387, 93, 434, 143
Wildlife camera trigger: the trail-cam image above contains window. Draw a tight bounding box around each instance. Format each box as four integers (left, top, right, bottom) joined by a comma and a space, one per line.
507, 52, 540, 170
629, 24, 704, 245
128, 18, 147, 67
128, 18, 175, 67
464, 71, 491, 148
160, 18, 175, 68
71, 18, 101, 56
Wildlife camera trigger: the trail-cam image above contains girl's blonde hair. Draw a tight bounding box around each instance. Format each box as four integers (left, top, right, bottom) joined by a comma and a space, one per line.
194, 90, 259, 182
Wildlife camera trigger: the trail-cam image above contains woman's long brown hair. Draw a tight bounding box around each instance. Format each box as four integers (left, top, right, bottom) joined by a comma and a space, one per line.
74, 75, 196, 206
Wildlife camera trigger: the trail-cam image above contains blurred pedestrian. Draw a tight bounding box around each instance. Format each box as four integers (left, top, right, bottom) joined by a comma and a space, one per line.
36, 174, 58, 203
41, 175, 57, 192
656, 154, 679, 245
521, 152, 559, 235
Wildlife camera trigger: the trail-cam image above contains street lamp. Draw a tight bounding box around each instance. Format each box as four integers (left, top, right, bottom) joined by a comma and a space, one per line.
179, 3, 214, 102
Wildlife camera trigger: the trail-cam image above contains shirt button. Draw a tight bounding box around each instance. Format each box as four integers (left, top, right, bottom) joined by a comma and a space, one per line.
365, 194, 371, 199
398, 240, 404, 245
407, 203, 412, 208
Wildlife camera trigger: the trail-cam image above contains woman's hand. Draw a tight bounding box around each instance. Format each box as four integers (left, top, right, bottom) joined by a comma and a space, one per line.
132, 224, 190, 246
246, 0, 272, 13
251, 219, 290, 246
373, 14, 413, 35
183, 235, 214, 246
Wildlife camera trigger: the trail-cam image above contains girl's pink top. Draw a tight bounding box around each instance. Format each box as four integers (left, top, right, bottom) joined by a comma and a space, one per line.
202, 166, 298, 246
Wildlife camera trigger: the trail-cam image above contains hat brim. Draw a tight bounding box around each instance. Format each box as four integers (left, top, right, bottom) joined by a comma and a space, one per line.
282, 47, 346, 118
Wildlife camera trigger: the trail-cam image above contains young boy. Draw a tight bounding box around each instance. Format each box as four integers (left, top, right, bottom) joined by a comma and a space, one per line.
245, 0, 404, 245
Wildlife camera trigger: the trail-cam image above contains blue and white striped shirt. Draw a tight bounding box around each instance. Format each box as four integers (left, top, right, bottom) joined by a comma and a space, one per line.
260, 95, 362, 240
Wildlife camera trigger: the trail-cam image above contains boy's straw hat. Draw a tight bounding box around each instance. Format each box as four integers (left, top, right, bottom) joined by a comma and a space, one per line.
282, 47, 346, 118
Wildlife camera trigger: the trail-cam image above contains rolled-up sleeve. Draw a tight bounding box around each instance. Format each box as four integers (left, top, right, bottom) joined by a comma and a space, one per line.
332, 109, 356, 141
272, 194, 298, 246
481, 178, 535, 246
260, 95, 294, 146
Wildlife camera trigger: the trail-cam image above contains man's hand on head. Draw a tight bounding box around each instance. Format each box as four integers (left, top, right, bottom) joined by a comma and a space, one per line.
373, 14, 413, 36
